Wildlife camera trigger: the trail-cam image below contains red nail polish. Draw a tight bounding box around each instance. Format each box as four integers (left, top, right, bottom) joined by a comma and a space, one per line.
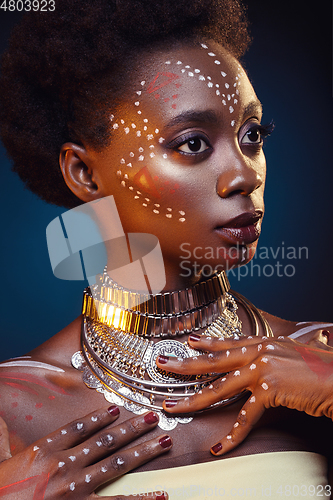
144, 412, 158, 424
165, 399, 178, 408
158, 355, 169, 364
211, 442, 223, 454
156, 494, 166, 500
322, 330, 331, 341
159, 435, 172, 448
107, 405, 120, 416
189, 334, 201, 342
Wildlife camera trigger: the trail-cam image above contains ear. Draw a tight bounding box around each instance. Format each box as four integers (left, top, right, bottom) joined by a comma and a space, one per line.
59, 143, 102, 203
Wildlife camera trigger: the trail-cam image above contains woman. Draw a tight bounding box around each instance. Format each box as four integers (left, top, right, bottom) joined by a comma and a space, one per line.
0, 0, 332, 497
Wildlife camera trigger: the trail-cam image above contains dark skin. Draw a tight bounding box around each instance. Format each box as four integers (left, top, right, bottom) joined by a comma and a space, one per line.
1, 42, 333, 497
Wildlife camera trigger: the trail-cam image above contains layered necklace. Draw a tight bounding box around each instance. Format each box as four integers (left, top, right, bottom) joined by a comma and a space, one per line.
72, 269, 273, 430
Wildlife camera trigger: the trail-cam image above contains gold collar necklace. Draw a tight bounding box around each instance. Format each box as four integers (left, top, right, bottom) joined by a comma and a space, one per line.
72, 270, 273, 430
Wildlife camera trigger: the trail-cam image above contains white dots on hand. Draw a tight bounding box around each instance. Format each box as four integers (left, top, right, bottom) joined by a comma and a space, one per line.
58, 461, 65, 468
208, 52, 215, 57
69, 455, 76, 461
221, 71, 227, 77
199, 75, 205, 81
96, 441, 102, 447
134, 101, 140, 106
261, 357, 268, 363
124, 127, 130, 134
225, 83, 229, 89
266, 345, 275, 350
214, 60, 221, 65
234, 422, 239, 428
150, 152, 155, 158
120, 428, 126, 434
136, 90, 142, 95
165, 60, 171, 65
76, 422, 83, 430
241, 409, 246, 416
33, 446, 39, 452
221, 377, 226, 382
241, 347, 247, 354
153, 209, 160, 214
234, 370, 240, 376
179, 218, 186, 222
207, 82, 213, 88
188, 72, 194, 77
85, 474, 92, 483
159, 137, 165, 143
229, 106, 234, 114
249, 395, 256, 403
261, 382, 269, 391
136, 131, 141, 137
47, 438, 52, 443
116, 457, 125, 466
141, 81, 145, 86
226, 350, 230, 357
129, 151, 134, 157
155, 128, 159, 134
83, 448, 90, 455
176, 60, 182, 65
113, 123, 119, 129
258, 344, 262, 352
101, 465, 108, 473
227, 435, 232, 440
201, 43, 208, 49
61, 429, 67, 435
69, 482, 75, 491
134, 450, 140, 457
209, 384, 214, 389
138, 155, 144, 161
120, 158, 125, 164
162, 153, 168, 159
249, 364, 256, 370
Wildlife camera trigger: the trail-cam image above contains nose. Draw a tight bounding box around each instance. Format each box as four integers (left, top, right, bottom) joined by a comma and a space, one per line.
216, 156, 264, 198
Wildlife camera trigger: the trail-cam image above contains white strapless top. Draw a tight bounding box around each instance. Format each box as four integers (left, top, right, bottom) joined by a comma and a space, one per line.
97, 451, 328, 499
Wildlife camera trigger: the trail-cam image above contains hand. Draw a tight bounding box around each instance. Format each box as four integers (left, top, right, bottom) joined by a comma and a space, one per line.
0, 406, 171, 499
156, 330, 333, 456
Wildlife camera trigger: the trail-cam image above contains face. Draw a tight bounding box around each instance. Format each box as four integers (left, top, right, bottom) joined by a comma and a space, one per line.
83, 41, 266, 288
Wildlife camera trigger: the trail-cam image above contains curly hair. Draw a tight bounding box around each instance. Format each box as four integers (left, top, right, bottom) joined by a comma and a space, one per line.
0, 0, 251, 208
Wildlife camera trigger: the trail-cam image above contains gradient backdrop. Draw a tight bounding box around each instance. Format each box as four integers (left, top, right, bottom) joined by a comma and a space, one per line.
0, 1, 332, 361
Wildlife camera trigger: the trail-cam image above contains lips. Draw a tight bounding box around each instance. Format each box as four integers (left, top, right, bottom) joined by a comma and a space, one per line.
215, 211, 263, 245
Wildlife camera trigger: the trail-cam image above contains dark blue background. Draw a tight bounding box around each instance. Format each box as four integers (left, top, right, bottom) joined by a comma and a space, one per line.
0, 1, 332, 361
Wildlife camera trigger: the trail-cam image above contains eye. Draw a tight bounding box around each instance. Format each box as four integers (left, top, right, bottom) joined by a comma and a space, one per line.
177, 137, 210, 154
240, 122, 275, 146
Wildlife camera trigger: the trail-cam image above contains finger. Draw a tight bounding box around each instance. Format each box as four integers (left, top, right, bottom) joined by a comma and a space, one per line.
87, 434, 172, 492
162, 365, 255, 413
91, 491, 168, 500
210, 391, 265, 456
0, 416, 11, 462
76, 411, 161, 467
157, 339, 278, 376
36, 405, 120, 450
187, 333, 260, 351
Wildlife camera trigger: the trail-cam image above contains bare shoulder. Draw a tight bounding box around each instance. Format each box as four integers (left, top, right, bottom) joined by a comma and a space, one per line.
261, 310, 333, 345
0, 316, 85, 451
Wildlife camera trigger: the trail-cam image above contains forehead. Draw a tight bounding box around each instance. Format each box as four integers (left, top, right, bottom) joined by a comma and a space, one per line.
120, 42, 259, 128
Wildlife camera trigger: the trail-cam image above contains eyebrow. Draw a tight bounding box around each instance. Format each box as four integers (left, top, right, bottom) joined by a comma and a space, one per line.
164, 101, 263, 130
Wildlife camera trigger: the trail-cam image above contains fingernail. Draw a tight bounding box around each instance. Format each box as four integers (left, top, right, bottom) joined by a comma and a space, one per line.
157, 355, 169, 364
165, 399, 178, 408
211, 442, 223, 454
322, 330, 330, 341
107, 405, 120, 416
159, 435, 172, 449
144, 412, 159, 424
189, 334, 201, 342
